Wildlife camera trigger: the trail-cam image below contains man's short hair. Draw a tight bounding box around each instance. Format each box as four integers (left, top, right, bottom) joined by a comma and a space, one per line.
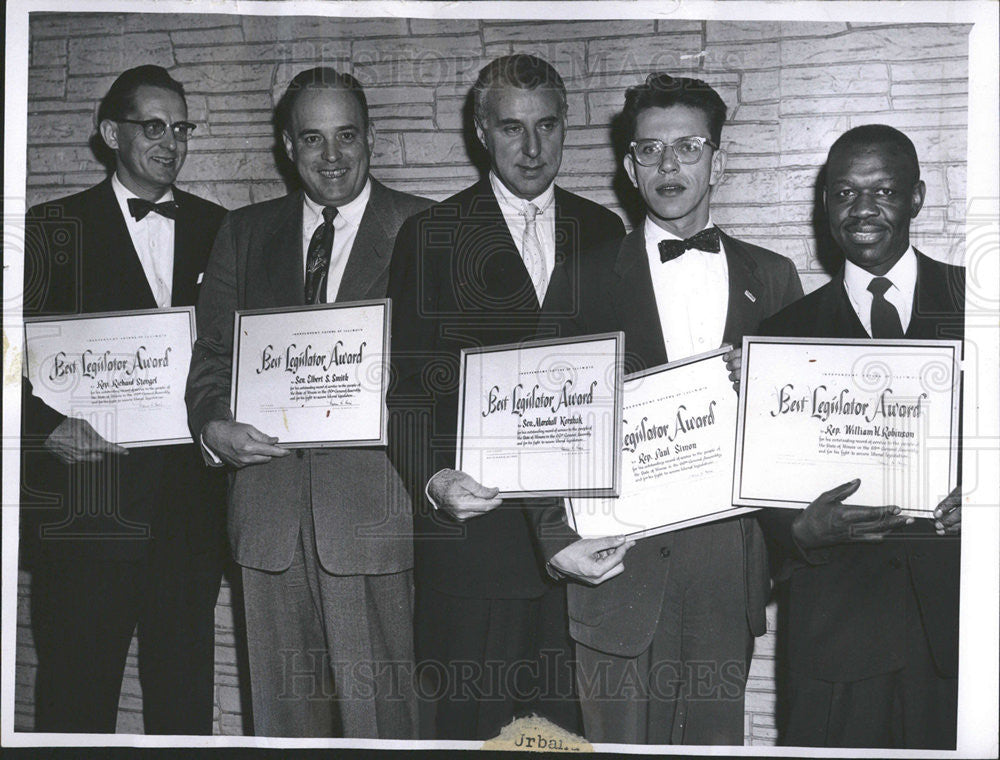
621, 73, 728, 145
472, 54, 568, 125
96, 65, 186, 123
827, 124, 921, 181
275, 67, 369, 135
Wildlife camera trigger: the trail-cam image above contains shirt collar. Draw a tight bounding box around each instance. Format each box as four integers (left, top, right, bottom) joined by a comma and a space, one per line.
489, 171, 555, 216
111, 172, 174, 206
644, 216, 715, 247
843, 246, 917, 297
302, 178, 372, 229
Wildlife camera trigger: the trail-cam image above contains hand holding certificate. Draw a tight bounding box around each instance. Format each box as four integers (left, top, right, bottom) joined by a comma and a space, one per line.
456, 333, 623, 498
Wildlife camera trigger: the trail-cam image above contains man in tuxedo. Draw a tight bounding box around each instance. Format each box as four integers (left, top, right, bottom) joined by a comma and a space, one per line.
758, 124, 963, 749
387, 54, 625, 739
20, 65, 227, 734
186, 67, 430, 738
534, 73, 803, 745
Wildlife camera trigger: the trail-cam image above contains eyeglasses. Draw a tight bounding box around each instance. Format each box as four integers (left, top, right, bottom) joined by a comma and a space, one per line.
629, 136, 718, 166
118, 118, 197, 141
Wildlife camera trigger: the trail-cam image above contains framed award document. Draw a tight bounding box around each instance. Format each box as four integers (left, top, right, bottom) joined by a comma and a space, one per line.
456, 332, 624, 498
23, 307, 197, 447
734, 336, 962, 517
568, 347, 754, 539
231, 299, 390, 448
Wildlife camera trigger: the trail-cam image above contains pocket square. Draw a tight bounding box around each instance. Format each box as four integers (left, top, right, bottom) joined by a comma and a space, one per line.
197, 272, 205, 284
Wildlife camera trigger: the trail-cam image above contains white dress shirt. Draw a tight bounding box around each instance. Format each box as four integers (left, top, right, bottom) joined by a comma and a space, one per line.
300, 179, 372, 302
489, 171, 557, 300
643, 217, 730, 361
111, 173, 175, 308
842, 246, 917, 336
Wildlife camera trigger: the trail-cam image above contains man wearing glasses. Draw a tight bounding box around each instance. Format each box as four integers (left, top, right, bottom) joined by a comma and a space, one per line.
536, 73, 803, 744
20, 65, 227, 733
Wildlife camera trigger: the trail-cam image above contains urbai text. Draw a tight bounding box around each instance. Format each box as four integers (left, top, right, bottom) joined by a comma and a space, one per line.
257, 341, 365, 375
482, 380, 599, 418
50, 346, 171, 380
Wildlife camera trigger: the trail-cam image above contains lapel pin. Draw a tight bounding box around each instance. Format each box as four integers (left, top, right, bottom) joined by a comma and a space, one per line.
197, 272, 205, 284
744, 290, 756, 303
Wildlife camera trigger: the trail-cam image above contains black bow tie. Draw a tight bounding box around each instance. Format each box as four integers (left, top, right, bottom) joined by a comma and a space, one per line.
127, 197, 178, 221
658, 227, 721, 262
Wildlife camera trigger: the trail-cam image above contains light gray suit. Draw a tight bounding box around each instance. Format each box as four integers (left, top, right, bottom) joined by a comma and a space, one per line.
186, 179, 431, 738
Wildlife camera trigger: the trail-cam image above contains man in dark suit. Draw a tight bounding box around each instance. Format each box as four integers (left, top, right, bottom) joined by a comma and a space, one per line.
186, 67, 430, 738
387, 54, 625, 739
758, 124, 963, 749
534, 73, 803, 745
20, 65, 227, 734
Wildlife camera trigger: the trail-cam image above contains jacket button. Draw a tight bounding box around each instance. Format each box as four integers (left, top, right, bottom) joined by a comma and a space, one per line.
889, 557, 902, 569
660, 547, 671, 558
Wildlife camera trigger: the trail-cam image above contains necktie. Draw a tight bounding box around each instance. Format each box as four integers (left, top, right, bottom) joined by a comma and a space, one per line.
867, 277, 904, 338
304, 206, 338, 304
127, 197, 179, 221
521, 202, 547, 304
658, 226, 721, 262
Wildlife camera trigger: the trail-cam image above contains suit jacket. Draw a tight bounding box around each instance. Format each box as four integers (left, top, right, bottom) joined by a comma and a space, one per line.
535, 227, 804, 657
20, 177, 228, 563
387, 179, 626, 599
757, 250, 963, 682
186, 179, 431, 575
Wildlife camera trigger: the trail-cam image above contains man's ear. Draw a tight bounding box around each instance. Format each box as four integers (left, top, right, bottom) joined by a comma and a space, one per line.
623, 153, 638, 189
910, 179, 926, 218
474, 118, 488, 151
282, 131, 295, 163
99, 119, 119, 151
366, 122, 376, 157
709, 148, 728, 187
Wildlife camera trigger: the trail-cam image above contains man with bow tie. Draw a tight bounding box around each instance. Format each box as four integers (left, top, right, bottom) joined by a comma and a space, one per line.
533, 73, 803, 744
20, 65, 228, 733
186, 67, 430, 738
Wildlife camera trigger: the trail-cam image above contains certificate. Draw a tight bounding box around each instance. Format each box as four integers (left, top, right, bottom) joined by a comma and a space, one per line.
24, 308, 196, 447
231, 300, 389, 448
568, 347, 754, 539
734, 336, 962, 517
456, 333, 623, 498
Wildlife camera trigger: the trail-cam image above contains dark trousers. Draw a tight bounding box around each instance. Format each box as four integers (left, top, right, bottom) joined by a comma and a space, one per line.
30, 550, 222, 734
781, 564, 958, 749
416, 583, 581, 741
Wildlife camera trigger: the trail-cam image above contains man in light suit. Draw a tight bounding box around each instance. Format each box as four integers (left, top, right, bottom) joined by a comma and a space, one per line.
535, 73, 803, 745
185, 67, 430, 738
387, 54, 625, 739
758, 125, 963, 749
20, 65, 227, 733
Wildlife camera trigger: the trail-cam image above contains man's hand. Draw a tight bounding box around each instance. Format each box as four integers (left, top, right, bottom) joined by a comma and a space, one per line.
723, 347, 742, 394
43, 417, 128, 464
202, 419, 290, 468
427, 469, 502, 521
792, 478, 912, 550
933, 485, 961, 536
549, 535, 636, 586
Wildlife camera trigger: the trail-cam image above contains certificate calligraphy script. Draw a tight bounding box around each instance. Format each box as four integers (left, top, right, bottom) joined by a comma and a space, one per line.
735, 337, 962, 517
457, 333, 623, 498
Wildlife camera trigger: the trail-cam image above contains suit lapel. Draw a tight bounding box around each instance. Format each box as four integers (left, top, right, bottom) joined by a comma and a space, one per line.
720, 231, 768, 346
170, 188, 202, 307
264, 192, 306, 307
92, 179, 159, 310
828, 268, 869, 338
906, 249, 963, 340
335, 180, 392, 303
612, 229, 668, 368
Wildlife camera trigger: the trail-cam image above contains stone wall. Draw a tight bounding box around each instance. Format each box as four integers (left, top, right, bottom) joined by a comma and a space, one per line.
16, 11, 970, 744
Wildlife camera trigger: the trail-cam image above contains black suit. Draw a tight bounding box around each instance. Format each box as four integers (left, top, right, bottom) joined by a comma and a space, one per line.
758, 251, 963, 749
536, 226, 803, 744
20, 178, 228, 733
387, 179, 624, 738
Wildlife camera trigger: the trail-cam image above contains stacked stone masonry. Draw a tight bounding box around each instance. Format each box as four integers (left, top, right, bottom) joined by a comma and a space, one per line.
17, 12, 969, 743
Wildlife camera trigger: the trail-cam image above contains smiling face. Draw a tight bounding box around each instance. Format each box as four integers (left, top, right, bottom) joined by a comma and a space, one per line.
476, 85, 566, 200
99, 85, 188, 200
624, 104, 726, 239
282, 86, 374, 208
824, 143, 925, 275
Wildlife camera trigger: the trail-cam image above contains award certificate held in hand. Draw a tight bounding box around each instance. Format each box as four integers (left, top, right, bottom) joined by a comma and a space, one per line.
456, 332, 623, 498
734, 336, 962, 516
24, 307, 197, 447
231, 299, 389, 448
568, 346, 753, 539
